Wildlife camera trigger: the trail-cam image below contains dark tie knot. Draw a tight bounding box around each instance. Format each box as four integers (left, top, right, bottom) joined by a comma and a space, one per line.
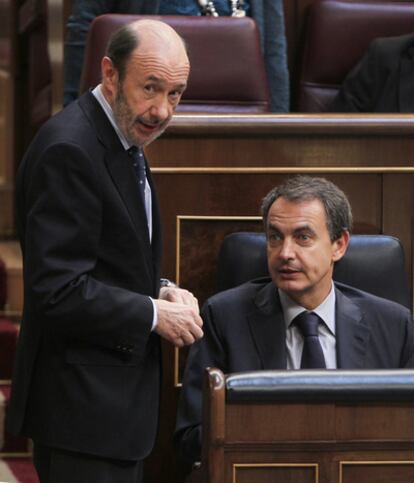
127, 146, 144, 160
127, 146, 138, 156
294, 311, 320, 337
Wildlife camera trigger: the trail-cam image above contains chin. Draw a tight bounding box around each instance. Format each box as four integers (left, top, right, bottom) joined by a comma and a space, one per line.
277, 280, 306, 295
143, 129, 166, 146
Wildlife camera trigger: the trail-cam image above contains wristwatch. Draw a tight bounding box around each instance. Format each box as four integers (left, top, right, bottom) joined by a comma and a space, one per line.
160, 278, 177, 288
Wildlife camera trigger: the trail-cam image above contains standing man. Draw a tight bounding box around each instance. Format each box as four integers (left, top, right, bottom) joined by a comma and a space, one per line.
175, 176, 414, 466
8, 19, 203, 483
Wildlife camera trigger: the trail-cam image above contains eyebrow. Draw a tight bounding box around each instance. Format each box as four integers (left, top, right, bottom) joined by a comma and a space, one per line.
293, 225, 316, 236
146, 75, 161, 82
267, 223, 281, 233
267, 223, 315, 235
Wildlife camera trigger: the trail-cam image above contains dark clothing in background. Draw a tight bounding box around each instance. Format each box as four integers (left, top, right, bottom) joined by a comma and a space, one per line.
331, 33, 414, 112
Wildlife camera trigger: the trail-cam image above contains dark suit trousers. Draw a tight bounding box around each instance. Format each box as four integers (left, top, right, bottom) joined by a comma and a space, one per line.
33, 443, 143, 483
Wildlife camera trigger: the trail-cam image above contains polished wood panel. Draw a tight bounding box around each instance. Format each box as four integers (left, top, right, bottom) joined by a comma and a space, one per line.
47, 0, 67, 113
148, 114, 414, 168
233, 464, 317, 483
0, 241, 22, 317
226, 402, 414, 441
0, 0, 18, 236
383, 174, 414, 305
177, 217, 262, 301
0, 0, 71, 239
0, 69, 15, 236
227, 402, 335, 441
341, 461, 414, 483
195, 369, 414, 483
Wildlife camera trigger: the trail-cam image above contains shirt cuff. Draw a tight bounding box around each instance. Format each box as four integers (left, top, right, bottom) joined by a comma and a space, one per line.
150, 297, 158, 331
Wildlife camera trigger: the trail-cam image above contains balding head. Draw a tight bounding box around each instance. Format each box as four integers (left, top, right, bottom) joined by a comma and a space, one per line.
105, 19, 189, 82
130, 19, 187, 55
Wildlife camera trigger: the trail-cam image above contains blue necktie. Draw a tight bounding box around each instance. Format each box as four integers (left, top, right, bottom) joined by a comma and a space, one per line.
127, 146, 146, 204
294, 311, 326, 369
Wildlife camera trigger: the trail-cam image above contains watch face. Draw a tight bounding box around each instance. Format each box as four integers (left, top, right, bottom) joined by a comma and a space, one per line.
160, 278, 175, 287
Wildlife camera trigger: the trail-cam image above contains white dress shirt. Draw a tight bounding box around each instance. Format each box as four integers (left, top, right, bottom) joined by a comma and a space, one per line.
279, 284, 337, 369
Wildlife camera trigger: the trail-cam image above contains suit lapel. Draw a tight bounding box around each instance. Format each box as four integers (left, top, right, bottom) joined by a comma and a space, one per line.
399, 44, 414, 112
78, 92, 154, 271
247, 282, 287, 369
335, 286, 370, 369
104, 149, 152, 249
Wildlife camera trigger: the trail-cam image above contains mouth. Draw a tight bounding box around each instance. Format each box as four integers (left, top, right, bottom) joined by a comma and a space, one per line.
136, 118, 162, 134
277, 266, 302, 279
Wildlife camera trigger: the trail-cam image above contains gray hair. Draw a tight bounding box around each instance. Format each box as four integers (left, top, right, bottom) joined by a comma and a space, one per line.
261, 176, 353, 241
106, 24, 139, 82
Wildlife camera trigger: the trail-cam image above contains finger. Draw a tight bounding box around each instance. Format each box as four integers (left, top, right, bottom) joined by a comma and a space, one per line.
189, 324, 203, 340
190, 297, 199, 311
180, 331, 195, 346
174, 337, 185, 348
193, 314, 203, 328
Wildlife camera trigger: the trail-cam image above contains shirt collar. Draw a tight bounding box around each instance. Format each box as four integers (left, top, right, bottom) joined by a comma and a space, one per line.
92, 84, 132, 151
278, 283, 336, 335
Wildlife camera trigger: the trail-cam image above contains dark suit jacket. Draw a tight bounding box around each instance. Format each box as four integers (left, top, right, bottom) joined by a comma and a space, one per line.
331, 33, 414, 112
7, 91, 163, 461
175, 278, 414, 464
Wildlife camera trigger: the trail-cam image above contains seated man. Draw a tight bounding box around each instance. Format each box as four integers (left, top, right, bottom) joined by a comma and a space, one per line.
175, 175, 414, 466
331, 32, 414, 112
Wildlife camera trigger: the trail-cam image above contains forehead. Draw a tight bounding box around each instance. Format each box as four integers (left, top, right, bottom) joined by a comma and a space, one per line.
126, 42, 190, 86
268, 197, 328, 229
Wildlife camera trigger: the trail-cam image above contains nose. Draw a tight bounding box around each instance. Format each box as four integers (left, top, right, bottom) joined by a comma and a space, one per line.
278, 238, 295, 260
150, 94, 171, 122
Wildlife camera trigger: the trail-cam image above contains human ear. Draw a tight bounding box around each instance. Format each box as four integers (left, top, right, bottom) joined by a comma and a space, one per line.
100, 56, 119, 99
332, 230, 350, 262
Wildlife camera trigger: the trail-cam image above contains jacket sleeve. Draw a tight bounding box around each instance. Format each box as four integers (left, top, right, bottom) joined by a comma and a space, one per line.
330, 38, 388, 112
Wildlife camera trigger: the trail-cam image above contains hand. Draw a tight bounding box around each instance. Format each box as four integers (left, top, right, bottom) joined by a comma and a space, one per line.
159, 286, 199, 312
154, 298, 203, 348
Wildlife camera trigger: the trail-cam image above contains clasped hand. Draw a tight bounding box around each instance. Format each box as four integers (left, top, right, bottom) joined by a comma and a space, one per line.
154, 286, 203, 347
